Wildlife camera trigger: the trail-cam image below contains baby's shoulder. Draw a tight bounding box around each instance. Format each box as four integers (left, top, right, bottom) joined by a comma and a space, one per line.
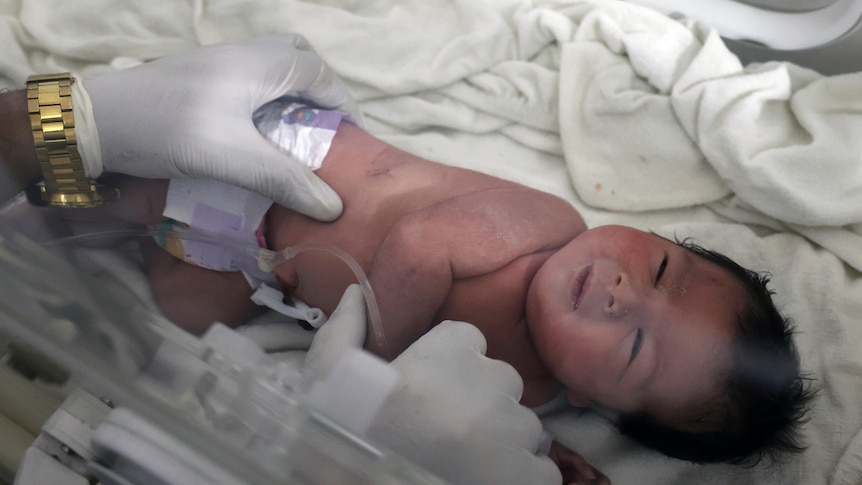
442, 249, 554, 322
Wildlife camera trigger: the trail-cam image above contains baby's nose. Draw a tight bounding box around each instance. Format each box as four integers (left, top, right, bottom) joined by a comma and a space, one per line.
605, 273, 635, 317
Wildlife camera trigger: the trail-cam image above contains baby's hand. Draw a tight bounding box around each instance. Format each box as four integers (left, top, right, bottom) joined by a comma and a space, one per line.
548, 441, 611, 485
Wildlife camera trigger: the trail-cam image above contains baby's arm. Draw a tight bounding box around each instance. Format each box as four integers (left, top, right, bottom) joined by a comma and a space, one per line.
366, 186, 584, 357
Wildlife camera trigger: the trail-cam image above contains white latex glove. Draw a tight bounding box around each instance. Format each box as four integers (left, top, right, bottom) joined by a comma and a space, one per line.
77, 34, 361, 221
304, 285, 562, 485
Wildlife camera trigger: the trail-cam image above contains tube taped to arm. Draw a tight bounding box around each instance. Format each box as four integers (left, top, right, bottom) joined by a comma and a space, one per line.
157, 177, 276, 285
154, 100, 346, 284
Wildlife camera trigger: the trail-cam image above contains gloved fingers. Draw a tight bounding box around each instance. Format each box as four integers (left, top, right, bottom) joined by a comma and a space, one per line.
419, 320, 488, 355
302, 284, 367, 384
368, 318, 560, 485
261, 159, 343, 222
302, 64, 365, 127
82, 33, 359, 221
466, 346, 525, 399
255, 47, 330, 105
208, 125, 343, 220
399, 320, 524, 398
316, 284, 367, 348
470, 402, 545, 452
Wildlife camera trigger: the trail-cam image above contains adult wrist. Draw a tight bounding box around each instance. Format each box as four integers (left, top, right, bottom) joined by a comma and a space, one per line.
24, 73, 118, 207
0, 89, 41, 200
0, 89, 38, 176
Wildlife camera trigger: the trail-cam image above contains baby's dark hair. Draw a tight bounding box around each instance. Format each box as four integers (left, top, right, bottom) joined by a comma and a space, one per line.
614, 239, 817, 464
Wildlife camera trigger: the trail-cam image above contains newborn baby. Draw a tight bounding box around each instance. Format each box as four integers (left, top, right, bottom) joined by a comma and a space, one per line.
93, 100, 811, 467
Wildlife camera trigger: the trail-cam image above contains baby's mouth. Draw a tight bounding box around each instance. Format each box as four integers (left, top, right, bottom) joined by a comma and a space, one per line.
570, 264, 593, 310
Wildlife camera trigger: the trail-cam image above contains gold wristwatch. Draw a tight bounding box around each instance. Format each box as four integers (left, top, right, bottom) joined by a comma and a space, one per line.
25, 73, 119, 207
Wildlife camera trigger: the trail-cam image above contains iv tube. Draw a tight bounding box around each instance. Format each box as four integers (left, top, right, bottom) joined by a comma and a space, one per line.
255, 243, 389, 360
44, 227, 390, 359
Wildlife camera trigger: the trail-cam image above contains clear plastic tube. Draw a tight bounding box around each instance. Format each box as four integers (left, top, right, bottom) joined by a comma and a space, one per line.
255, 243, 389, 360
43, 226, 389, 359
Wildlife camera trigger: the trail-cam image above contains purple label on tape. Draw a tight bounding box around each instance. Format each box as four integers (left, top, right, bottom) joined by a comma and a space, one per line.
183, 204, 246, 271
191, 204, 242, 233
283, 105, 343, 130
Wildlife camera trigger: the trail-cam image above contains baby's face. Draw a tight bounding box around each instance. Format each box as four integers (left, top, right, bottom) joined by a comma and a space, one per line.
526, 225, 745, 426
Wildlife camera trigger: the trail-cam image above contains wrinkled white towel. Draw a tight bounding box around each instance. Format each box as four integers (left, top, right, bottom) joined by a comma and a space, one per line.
558, 2, 862, 271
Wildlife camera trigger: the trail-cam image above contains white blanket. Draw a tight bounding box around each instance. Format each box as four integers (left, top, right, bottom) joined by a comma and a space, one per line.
3, 1, 862, 484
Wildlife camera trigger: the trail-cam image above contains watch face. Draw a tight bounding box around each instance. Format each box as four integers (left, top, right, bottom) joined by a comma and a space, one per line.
26, 183, 121, 208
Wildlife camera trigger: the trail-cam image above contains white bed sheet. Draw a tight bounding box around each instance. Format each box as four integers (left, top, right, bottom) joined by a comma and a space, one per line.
2, 1, 861, 483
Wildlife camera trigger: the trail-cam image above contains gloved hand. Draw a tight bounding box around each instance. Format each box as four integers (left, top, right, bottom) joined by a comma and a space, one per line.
76, 34, 361, 221
304, 285, 562, 485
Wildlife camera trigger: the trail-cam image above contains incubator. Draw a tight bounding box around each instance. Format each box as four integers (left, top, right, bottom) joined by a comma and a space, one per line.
0, 221, 442, 484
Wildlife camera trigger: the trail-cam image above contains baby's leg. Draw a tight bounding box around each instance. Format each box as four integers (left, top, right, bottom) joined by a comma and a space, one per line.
140, 237, 263, 334
90, 175, 263, 334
